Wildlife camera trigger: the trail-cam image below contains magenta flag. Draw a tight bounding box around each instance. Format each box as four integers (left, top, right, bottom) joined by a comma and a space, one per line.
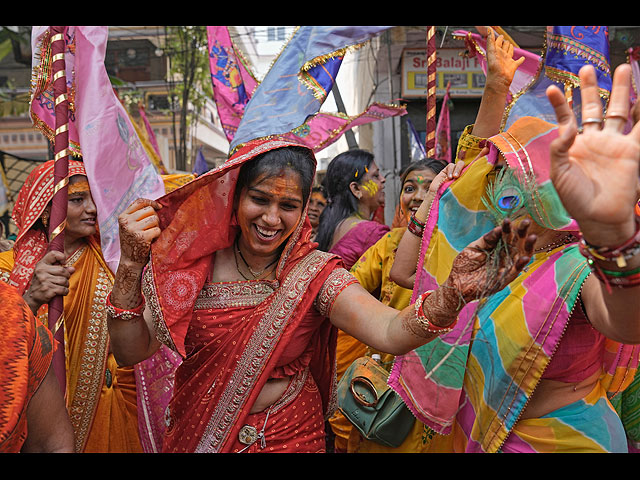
434, 83, 451, 163
207, 26, 259, 143
453, 29, 541, 102
283, 102, 406, 153
30, 27, 166, 273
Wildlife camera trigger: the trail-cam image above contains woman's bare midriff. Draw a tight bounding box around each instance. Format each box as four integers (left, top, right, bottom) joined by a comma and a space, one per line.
250, 376, 291, 414
519, 369, 602, 420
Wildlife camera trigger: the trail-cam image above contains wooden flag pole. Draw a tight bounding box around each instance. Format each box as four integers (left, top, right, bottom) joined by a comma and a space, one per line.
426, 26, 437, 158
48, 26, 70, 393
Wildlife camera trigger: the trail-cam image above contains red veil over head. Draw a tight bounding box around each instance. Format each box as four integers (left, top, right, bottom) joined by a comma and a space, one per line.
146, 138, 318, 353
9, 159, 87, 294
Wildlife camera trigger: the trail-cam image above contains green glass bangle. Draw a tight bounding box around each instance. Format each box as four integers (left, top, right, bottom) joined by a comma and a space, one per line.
599, 265, 640, 277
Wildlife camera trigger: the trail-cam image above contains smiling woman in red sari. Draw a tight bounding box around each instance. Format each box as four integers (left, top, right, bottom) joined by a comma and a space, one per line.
106, 137, 535, 453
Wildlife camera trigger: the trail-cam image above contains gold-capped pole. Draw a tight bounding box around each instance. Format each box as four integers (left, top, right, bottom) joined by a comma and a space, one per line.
48, 26, 70, 394
426, 26, 437, 158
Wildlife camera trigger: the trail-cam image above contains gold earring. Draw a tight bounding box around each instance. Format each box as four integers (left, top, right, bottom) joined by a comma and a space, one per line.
41, 210, 50, 229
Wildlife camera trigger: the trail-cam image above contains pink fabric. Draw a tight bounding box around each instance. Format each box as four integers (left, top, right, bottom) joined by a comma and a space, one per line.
542, 304, 606, 383
435, 83, 452, 163
73, 27, 166, 273
329, 220, 390, 270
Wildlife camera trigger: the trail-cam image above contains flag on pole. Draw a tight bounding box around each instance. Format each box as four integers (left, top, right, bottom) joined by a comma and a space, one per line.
192, 146, 209, 176
229, 26, 392, 152
434, 82, 452, 163
31, 27, 166, 273
282, 102, 406, 153
207, 26, 259, 143
504, 26, 611, 128
406, 117, 427, 161
73, 27, 166, 272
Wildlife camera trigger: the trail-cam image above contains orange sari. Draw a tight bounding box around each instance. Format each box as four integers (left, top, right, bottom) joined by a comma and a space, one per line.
0, 281, 54, 452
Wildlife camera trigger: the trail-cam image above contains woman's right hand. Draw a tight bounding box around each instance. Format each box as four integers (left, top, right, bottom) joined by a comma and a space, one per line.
118, 198, 162, 268
485, 26, 525, 91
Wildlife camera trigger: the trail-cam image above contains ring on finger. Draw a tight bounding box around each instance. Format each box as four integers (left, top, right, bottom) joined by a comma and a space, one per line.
605, 113, 628, 123
582, 117, 603, 125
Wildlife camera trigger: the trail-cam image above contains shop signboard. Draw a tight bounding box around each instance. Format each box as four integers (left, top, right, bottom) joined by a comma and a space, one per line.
401, 48, 485, 98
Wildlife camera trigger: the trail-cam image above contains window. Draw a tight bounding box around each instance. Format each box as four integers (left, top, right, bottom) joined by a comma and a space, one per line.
267, 27, 286, 42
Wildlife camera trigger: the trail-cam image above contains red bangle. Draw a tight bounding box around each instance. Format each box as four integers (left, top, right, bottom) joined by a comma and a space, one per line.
579, 215, 640, 268
105, 292, 145, 321
414, 290, 457, 335
407, 212, 426, 237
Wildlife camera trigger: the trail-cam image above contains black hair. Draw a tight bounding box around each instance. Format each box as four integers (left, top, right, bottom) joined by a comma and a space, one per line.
235, 146, 316, 206
315, 149, 375, 252
311, 185, 327, 198
399, 158, 445, 186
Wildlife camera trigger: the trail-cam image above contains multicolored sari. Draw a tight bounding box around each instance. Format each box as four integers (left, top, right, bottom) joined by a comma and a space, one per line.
142, 138, 353, 453
389, 117, 640, 452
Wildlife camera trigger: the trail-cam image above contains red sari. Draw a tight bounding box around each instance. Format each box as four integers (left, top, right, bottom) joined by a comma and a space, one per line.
143, 138, 356, 453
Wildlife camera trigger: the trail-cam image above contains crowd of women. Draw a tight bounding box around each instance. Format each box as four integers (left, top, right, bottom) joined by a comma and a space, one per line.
2, 28, 640, 453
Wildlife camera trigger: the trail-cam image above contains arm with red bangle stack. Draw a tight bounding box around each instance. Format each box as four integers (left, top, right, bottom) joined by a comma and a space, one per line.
106, 199, 163, 365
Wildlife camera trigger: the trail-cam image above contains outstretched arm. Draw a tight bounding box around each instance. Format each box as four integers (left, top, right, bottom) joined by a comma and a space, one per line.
333, 218, 535, 355
546, 64, 640, 343
107, 199, 163, 366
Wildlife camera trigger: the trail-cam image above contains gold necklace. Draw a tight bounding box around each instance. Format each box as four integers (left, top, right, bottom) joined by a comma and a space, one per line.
234, 240, 278, 279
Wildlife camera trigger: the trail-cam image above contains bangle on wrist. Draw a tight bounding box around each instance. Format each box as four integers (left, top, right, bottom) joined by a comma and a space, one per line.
414, 290, 457, 335
407, 212, 426, 237
579, 215, 640, 268
579, 216, 640, 292
106, 292, 145, 322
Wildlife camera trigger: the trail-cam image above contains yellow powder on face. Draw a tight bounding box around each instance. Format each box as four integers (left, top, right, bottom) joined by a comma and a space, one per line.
361, 180, 379, 196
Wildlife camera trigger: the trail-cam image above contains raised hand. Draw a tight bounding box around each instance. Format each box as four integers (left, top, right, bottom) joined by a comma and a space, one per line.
545, 64, 640, 247
23, 250, 75, 314
485, 26, 525, 90
118, 198, 162, 267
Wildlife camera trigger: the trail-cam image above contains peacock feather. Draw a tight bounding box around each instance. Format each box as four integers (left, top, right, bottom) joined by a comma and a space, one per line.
482, 166, 536, 226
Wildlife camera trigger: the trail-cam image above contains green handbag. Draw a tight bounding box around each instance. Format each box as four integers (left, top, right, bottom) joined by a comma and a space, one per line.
336, 355, 415, 448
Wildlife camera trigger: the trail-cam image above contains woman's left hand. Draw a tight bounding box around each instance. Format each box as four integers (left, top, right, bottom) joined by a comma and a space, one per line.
546, 64, 640, 247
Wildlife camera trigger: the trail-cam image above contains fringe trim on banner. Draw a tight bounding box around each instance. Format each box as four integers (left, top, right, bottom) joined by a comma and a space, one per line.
29, 28, 82, 156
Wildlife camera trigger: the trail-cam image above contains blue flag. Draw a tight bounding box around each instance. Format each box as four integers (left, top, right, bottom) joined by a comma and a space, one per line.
193, 147, 209, 175
504, 26, 611, 128
230, 26, 392, 151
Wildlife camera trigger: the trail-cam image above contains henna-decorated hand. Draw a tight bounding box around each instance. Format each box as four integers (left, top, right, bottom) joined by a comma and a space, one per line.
118, 198, 162, 268
23, 250, 75, 314
445, 218, 536, 304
